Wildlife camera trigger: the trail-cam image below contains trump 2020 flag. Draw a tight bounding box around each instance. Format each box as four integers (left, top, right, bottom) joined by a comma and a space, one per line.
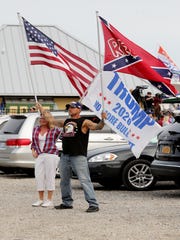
21, 17, 98, 97
99, 16, 178, 96
81, 71, 162, 158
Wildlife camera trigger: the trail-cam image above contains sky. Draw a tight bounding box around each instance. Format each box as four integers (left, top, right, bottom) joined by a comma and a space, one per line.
1, 0, 180, 67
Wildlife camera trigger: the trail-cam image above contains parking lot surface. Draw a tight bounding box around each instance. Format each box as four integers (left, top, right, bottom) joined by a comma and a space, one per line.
0, 173, 180, 240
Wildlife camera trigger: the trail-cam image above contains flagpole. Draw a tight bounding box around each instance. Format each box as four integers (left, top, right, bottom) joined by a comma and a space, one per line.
17, 12, 38, 103
96, 11, 104, 111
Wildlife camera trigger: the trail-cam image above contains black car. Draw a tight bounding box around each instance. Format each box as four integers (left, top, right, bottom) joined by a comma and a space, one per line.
85, 138, 158, 191
151, 116, 180, 185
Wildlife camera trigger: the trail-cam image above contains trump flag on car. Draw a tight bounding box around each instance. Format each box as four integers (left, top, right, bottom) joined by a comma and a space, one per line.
99, 16, 178, 96
81, 71, 162, 158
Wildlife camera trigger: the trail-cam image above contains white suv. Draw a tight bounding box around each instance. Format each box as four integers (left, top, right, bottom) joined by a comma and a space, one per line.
0, 111, 126, 175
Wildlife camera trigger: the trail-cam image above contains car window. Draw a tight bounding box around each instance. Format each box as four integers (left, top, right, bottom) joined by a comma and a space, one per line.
0, 120, 8, 130
0, 116, 27, 134
34, 115, 68, 127
34, 114, 115, 134
34, 118, 40, 127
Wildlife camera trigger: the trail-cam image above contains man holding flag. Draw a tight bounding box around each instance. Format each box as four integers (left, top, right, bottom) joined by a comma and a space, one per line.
36, 101, 106, 213
20, 16, 107, 212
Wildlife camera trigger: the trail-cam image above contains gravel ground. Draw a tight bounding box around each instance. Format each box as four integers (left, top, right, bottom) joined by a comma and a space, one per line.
0, 173, 180, 240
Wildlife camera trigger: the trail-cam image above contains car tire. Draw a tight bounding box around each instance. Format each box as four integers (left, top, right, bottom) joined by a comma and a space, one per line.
122, 159, 156, 191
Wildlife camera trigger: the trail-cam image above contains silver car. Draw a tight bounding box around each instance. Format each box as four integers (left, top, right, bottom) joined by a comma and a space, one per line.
0, 111, 126, 175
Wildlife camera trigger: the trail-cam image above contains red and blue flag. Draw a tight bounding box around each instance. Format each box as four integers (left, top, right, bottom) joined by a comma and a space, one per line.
99, 16, 178, 96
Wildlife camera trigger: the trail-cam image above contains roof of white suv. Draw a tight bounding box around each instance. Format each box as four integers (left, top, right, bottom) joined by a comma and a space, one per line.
0, 111, 117, 135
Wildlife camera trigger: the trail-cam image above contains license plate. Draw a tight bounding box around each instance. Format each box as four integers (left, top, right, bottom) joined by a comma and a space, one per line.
161, 146, 171, 154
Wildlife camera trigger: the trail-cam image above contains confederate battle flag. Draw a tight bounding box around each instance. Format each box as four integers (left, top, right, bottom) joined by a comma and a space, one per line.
99, 16, 178, 96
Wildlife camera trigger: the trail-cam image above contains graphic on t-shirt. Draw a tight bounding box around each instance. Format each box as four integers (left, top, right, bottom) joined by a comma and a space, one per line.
63, 121, 78, 137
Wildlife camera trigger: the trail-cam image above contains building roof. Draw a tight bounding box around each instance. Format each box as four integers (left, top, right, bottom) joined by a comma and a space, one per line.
0, 24, 159, 97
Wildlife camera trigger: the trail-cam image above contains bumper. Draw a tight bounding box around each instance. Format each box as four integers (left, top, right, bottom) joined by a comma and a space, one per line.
0, 158, 35, 169
0, 147, 35, 169
151, 160, 180, 178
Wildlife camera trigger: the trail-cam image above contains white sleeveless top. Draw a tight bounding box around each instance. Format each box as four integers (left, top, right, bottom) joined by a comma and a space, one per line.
39, 132, 47, 152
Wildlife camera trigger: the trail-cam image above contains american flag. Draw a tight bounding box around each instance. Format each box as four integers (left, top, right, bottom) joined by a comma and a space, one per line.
22, 17, 98, 96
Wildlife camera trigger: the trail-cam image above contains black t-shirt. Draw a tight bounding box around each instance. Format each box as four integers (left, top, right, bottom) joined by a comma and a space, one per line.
62, 117, 89, 156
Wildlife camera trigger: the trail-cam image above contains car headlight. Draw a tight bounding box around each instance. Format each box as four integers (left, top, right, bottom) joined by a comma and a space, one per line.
88, 153, 118, 162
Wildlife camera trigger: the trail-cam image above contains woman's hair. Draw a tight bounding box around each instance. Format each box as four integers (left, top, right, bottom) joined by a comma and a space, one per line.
41, 111, 55, 129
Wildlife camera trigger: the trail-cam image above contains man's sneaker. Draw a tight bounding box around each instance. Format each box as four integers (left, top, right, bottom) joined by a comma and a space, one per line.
41, 200, 53, 208
32, 200, 43, 207
54, 204, 73, 210
86, 206, 99, 213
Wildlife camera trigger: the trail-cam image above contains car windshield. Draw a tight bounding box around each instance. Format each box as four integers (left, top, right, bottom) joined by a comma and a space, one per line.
150, 136, 158, 144
0, 116, 27, 134
159, 122, 180, 138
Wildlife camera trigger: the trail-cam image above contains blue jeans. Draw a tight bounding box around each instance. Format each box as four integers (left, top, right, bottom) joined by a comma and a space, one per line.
59, 154, 98, 207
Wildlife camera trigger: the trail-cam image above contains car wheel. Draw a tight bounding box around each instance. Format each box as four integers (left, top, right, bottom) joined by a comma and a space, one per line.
122, 159, 156, 191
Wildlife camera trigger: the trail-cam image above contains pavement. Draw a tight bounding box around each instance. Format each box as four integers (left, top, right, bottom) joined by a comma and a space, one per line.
0, 174, 180, 240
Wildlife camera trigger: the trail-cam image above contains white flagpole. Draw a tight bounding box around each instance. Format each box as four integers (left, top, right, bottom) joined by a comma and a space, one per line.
17, 13, 38, 103
96, 11, 104, 111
